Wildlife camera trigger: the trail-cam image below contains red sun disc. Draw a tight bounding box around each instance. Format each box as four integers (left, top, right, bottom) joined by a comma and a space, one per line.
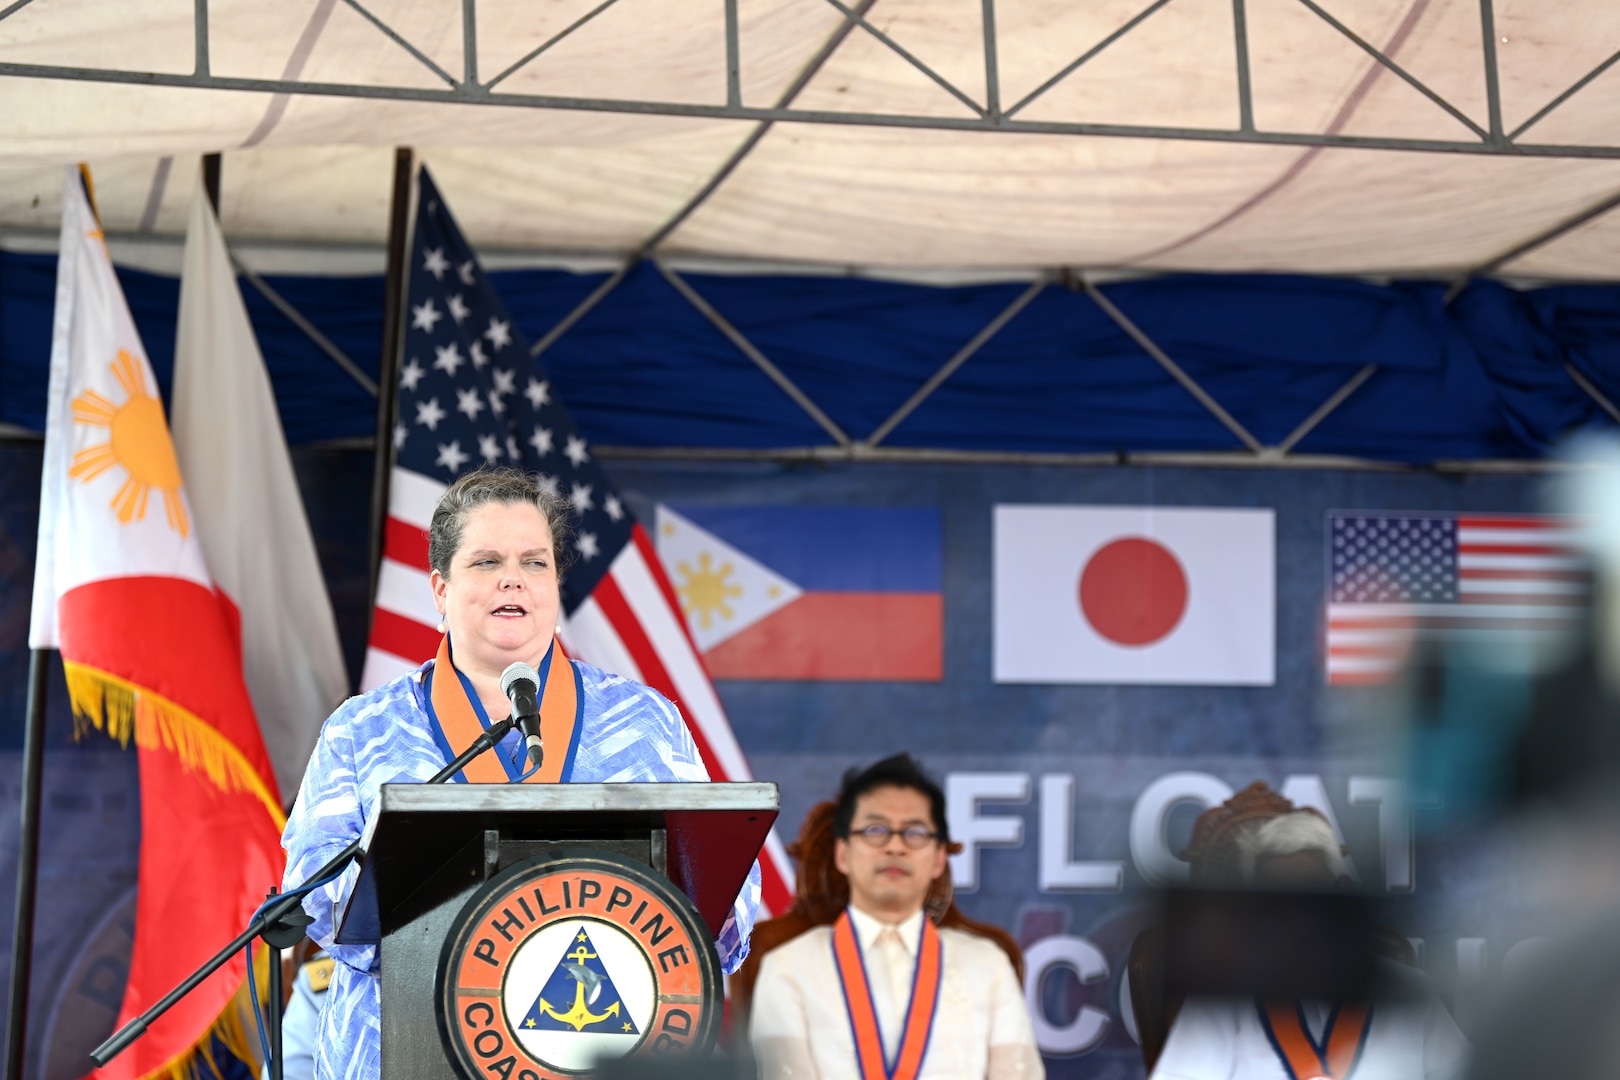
1077, 537, 1189, 646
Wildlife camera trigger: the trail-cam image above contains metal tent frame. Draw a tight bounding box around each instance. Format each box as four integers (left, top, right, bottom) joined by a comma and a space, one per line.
224, 234, 1620, 476
3, 0, 1620, 159
5, 0, 1619, 470
10, 6, 1620, 1076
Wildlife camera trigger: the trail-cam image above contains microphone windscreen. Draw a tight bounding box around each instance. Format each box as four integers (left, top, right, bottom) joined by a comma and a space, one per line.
500, 661, 540, 697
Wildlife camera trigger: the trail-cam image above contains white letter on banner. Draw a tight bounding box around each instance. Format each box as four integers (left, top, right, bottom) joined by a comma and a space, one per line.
1039, 775, 1124, 892
1279, 774, 1361, 882
1129, 773, 1234, 887
1348, 777, 1414, 892
947, 772, 1029, 892
1024, 936, 1111, 1056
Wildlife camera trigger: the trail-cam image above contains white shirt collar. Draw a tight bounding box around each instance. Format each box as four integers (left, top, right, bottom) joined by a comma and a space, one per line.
847, 904, 926, 958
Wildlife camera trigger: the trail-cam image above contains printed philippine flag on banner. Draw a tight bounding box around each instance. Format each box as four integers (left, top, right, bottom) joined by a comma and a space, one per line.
993, 505, 1275, 685
29, 168, 283, 1080
655, 505, 943, 681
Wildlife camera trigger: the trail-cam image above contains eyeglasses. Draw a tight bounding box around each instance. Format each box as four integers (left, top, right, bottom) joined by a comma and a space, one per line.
848, 824, 939, 849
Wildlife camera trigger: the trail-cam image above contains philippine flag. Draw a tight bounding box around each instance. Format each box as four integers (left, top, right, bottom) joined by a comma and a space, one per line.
656, 505, 943, 681
994, 505, 1274, 685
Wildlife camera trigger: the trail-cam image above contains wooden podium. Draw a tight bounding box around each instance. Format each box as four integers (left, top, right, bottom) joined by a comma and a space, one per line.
335, 782, 778, 1080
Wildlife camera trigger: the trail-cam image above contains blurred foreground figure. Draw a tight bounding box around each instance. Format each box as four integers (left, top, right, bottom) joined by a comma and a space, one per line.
1150, 801, 1468, 1080
1458, 653, 1620, 1080
1392, 440, 1620, 1080
748, 754, 1044, 1078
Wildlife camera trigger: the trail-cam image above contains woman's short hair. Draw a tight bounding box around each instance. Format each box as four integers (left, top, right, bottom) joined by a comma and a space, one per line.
427, 466, 574, 578
1236, 810, 1346, 883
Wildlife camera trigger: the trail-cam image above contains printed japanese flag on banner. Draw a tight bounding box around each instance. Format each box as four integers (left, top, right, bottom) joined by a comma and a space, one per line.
993, 504, 1275, 685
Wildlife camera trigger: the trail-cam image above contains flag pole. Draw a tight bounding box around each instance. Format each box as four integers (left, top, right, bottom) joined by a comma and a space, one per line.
6, 164, 93, 1080
366, 148, 414, 641
5, 648, 51, 1080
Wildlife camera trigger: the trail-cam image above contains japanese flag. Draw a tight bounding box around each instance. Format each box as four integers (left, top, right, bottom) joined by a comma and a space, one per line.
993, 505, 1275, 685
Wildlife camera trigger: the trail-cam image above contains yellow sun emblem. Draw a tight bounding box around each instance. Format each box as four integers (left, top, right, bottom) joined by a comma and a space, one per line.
68, 349, 189, 538
675, 551, 743, 630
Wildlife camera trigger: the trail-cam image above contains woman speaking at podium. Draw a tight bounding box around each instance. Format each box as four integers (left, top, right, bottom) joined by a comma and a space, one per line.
281, 467, 761, 1080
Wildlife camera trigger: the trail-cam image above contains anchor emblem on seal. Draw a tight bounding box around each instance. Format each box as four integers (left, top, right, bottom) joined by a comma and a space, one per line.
536, 938, 622, 1032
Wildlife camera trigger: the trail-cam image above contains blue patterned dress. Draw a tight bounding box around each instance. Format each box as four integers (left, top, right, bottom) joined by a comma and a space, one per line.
281, 657, 761, 1080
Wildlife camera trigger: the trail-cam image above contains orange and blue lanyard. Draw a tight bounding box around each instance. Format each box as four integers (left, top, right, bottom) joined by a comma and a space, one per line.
830, 911, 943, 1080
423, 634, 582, 783
1257, 1000, 1373, 1080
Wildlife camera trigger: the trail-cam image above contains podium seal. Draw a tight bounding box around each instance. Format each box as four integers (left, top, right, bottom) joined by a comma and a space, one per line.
437, 850, 721, 1078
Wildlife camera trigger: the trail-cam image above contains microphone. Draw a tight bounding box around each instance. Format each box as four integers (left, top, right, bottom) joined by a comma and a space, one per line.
500, 662, 544, 769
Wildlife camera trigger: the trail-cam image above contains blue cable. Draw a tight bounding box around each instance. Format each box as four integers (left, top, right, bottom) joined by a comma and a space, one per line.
508, 738, 541, 783
245, 940, 270, 1069
244, 859, 353, 1067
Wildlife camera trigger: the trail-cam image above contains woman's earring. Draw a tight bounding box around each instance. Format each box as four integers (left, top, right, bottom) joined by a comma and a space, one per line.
436, 614, 447, 632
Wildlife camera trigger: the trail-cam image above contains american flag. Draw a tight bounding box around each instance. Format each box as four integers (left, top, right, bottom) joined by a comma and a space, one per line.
1325, 512, 1589, 685
363, 167, 792, 912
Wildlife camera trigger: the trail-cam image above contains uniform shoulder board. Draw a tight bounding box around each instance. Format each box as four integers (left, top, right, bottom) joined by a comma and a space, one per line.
304, 957, 336, 993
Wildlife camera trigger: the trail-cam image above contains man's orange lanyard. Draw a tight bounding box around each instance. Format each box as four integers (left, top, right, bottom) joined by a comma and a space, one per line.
830, 910, 943, 1080
1257, 1001, 1373, 1080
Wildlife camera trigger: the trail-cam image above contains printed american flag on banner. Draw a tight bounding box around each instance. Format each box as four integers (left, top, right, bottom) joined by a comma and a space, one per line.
363, 166, 793, 913
1326, 512, 1589, 685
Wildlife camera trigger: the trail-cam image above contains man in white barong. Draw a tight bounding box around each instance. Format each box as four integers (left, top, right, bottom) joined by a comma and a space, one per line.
750, 754, 1043, 1079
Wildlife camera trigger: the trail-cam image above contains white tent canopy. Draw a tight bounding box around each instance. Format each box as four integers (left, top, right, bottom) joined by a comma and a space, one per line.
2, 0, 1620, 278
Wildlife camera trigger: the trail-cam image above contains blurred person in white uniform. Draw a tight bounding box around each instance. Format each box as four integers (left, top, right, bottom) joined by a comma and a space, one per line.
1150, 812, 1469, 1080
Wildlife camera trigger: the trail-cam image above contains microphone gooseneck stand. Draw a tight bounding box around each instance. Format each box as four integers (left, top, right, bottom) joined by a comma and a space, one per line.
89, 715, 519, 1078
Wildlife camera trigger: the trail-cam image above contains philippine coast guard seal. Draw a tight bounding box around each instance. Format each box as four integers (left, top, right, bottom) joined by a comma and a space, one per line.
437, 850, 720, 1078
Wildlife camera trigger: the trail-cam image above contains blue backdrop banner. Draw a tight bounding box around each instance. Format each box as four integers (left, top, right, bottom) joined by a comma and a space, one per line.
0, 444, 1560, 1076
4, 250, 1620, 460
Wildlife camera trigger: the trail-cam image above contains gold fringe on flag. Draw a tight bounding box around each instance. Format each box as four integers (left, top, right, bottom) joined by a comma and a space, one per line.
63, 659, 289, 1080
62, 660, 285, 828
